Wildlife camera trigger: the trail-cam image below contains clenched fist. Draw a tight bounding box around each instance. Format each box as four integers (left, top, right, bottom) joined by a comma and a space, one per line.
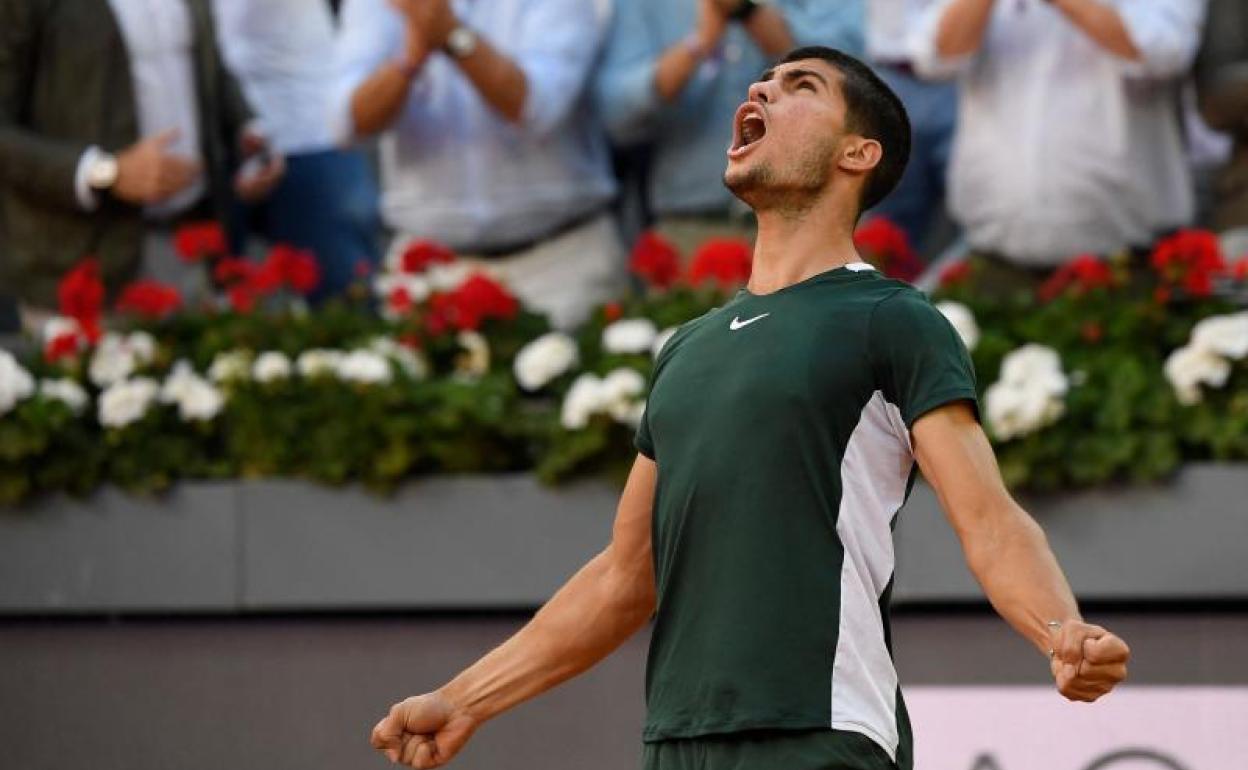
1049, 621, 1131, 702
370, 691, 479, 769
113, 128, 202, 205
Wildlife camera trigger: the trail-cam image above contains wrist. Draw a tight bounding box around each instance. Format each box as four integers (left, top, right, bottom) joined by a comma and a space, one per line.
436, 679, 490, 726
681, 33, 709, 61
727, 0, 763, 22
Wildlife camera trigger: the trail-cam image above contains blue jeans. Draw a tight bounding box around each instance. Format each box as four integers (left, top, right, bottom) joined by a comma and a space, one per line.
236, 147, 381, 304
868, 67, 957, 254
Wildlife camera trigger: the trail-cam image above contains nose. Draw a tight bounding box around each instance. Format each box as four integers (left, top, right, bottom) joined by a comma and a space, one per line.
747, 79, 778, 105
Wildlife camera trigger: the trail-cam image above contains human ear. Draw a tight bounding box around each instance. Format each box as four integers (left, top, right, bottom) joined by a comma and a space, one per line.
838, 137, 882, 174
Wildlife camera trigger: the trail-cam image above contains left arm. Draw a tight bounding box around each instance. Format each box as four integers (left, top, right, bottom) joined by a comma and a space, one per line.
912, 402, 1131, 702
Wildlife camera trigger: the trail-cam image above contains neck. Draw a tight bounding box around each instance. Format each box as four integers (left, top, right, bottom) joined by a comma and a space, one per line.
746, 193, 861, 295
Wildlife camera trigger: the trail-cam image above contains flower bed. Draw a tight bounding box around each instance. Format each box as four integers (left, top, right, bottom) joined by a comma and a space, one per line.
1, 221, 1246, 505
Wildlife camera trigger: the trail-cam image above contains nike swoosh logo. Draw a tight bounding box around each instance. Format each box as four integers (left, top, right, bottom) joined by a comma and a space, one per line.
729, 313, 770, 331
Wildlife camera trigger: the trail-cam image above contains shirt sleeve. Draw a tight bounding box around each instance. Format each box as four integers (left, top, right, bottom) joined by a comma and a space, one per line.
776, 0, 866, 55
868, 288, 979, 428
512, 0, 607, 138
909, 0, 977, 80
1112, 0, 1206, 79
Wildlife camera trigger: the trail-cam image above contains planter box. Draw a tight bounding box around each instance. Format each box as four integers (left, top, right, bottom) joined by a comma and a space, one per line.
0, 464, 1244, 614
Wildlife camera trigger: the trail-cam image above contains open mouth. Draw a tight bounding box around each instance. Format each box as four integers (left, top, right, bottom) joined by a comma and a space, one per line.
729, 103, 767, 159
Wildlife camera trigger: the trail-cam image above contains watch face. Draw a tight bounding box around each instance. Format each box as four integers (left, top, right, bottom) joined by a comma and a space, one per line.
447, 27, 477, 57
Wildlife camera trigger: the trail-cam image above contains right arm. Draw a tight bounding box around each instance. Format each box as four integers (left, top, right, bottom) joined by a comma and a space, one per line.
370, 455, 658, 769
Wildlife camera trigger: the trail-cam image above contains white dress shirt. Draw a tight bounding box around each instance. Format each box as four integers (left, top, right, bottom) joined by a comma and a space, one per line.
80, 0, 206, 217
333, 0, 616, 252
868, 0, 933, 63
212, 0, 336, 155
912, 0, 1206, 265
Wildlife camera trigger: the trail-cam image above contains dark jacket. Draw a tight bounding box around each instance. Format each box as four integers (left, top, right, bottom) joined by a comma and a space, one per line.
0, 0, 254, 307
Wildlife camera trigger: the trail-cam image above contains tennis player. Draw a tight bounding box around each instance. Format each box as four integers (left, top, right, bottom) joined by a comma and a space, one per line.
370, 46, 1131, 770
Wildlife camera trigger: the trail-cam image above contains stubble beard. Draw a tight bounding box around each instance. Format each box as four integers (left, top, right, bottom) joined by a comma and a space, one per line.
723, 139, 836, 220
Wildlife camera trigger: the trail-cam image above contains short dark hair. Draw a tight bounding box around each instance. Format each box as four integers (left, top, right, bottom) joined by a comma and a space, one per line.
777, 46, 911, 214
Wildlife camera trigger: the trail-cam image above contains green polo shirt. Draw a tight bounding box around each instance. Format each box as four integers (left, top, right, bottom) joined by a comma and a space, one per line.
635, 263, 978, 769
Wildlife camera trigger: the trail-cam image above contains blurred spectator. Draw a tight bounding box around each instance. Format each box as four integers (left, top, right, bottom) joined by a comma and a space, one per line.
865, 0, 957, 254
214, 0, 381, 303
1195, 0, 1248, 232
595, 0, 863, 257
333, 0, 619, 329
0, 0, 283, 331
913, 0, 1205, 281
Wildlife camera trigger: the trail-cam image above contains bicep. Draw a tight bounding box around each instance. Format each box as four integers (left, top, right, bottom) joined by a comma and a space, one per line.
912, 401, 1018, 546
608, 454, 656, 598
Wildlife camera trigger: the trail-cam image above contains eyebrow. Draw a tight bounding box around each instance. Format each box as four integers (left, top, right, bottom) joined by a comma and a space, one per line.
756, 67, 830, 90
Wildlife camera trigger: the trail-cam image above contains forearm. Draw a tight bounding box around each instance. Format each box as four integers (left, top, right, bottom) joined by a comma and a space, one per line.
741, 7, 794, 59
350, 61, 419, 138
654, 39, 707, 104
934, 0, 997, 58
964, 503, 1081, 656
454, 39, 528, 124
1050, 0, 1140, 61
439, 546, 653, 724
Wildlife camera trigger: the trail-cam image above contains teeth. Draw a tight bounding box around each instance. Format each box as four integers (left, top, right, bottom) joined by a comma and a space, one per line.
741, 116, 764, 146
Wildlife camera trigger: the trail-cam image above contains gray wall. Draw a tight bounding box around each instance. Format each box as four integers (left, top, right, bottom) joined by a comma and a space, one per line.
2, 611, 1245, 770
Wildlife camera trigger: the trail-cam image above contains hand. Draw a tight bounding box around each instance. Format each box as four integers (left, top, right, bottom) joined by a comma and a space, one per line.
112, 128, 202, 205
233, 128, 284, 203
696, 0, 729, 52
389, 0, 457, 52
1049, 621, 1131, 702
370, 691, 479, 769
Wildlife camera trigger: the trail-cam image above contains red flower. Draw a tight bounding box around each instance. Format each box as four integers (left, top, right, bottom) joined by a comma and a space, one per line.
688, 238, 752, 289
57, 258, 104, 342
228, 285, 257, 314
1151, 229, 1226, 296
214, 257, 254, 286
388, 286, 414, 316
1153, 286, 1171, 305
938, 260, 971, 289
400, 241, 456, 274
116, 280, 182, 319
1230, 257, 1248, 281
174, 221, 228, 263
1038, 254, 1114, 302
249, 244, 322, 296
603, 301, 623, 322
629, 231, 682, 289
853, 217, 921, 282
44, 331, 83, 363
426, 272, 518, 333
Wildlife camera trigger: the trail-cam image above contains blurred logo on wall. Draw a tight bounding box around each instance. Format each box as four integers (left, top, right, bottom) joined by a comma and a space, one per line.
907, 687, 1248, 770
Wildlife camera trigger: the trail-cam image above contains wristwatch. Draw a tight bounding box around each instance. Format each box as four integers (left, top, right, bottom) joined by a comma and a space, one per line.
729, 0, 764, 22
87, 152, 119, 192
445, 26, 479, 59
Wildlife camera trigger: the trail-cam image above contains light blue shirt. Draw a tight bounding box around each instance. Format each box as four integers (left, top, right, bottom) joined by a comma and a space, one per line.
594, 0, 865, 218
333, 0, 616, 251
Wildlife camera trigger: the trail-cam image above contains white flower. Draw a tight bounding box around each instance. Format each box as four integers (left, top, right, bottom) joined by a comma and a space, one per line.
1190, 312, 1248, 361
88, 333, 137, 387
455, 331, 491, 379
39, 378, 88, 414
998, 343, 1068, 397
176, 378, 224, 422
602, 368, 647, 425
252, 351, 292, 383
935, 301, 980, 351
514, 332, 579, 391
560, 373, 606, 430
41, 316, 83, 345
369, 337, 428, 380
127, 331, 156, 365
336, 349, 393, 385
426, 262, 475, 291
0, 350, 36, 416
985, 380, 1065, 441
1164, 344, 1231, 405
208, 350, 252, 383
602, 318, 658, 355
652, 327, 678, 360
98, 377, 159, 428
296, 349, 345, 378
159, 360, 199, 404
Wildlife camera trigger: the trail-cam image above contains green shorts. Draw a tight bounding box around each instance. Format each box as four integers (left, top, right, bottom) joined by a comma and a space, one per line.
641, 729, 897, 770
